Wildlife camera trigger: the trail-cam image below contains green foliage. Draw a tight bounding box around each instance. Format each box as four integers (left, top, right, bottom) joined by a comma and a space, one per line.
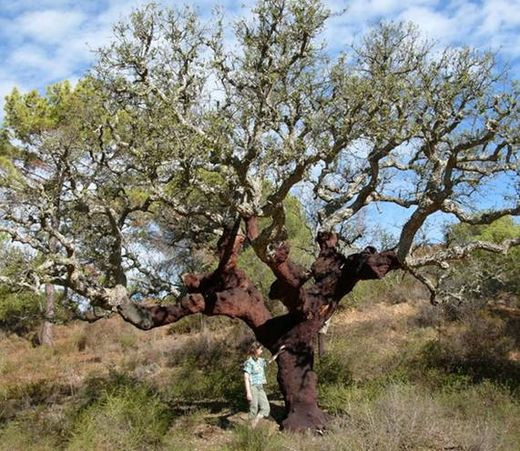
118, 331, 138, 351
167, 315, 232, 335
445, 217, 520, 298
0, 410, 62, 451
342, 270, 428, 310
448, 216, 520, 245
0, 130, 22, 187
239, 195, 314, 300
316, 353, 353, 386
0, 244, 73, 338
4, 80, 101, 141
68, 377, 172, 450
0, 290, 43, 336
167, 315, 205, 335
0, 240, 46, 336
419, 313, 518, 385
165, 332, 248, 406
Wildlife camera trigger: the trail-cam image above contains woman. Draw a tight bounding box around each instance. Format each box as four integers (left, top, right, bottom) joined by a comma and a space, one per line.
243, 342, 285, 427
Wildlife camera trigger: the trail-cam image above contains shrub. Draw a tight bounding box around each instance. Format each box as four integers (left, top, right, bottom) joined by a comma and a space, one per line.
226, 423, 284, 451
419, 311, 517, 383
411, 301, 444, 328
0, 400, 71, 450
316, 353, 353, 386
344, 271, 425, 308
0, 290, 43, 336
167, 314, 205, 335
165, 327, 273, 407
0, 418, 60, 451
118, 331, 138, 351
318, 383, 351, 414
445, 216, 520, 298
68, 380, 172, 450
167, 315, 238, 335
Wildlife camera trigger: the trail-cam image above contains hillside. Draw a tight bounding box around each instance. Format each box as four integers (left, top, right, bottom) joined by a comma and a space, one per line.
1, 295, 520, 450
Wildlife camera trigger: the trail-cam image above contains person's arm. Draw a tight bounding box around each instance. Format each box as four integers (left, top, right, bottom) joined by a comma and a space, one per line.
244, 372, 252, 401
267, 345, 286, 364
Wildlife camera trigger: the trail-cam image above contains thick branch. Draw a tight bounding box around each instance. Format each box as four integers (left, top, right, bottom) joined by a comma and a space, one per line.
441, 201, 520, 225
244, 215, 310, 311
118, 293, 205, 330
406, 237, 520, 268
120, 224, 273, 331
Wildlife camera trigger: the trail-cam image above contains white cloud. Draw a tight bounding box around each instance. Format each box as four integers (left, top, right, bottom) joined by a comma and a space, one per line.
0, 0, 519, 123
480, 0, 520, 33
1, 0, 75, 14
476, 0, 520, 55
8, 44, 73, 82
399, 6, 453, 39
16, 9, 86, 44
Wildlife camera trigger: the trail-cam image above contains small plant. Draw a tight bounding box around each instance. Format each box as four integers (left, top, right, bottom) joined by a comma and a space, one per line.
316, 352, 353, 386
118, 332, 138, 351
73, 331, 88, 352
0, 290, 43, 337
420, 311, 517, 383
226, 423, 284, 451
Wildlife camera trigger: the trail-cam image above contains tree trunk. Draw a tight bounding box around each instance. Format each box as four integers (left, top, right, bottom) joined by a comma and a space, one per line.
40, 284, 55, 346
276, 347, 328, 431
259, 316, 330, 432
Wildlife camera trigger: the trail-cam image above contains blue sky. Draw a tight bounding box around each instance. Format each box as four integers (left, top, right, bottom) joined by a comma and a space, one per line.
1, 0, 519, 115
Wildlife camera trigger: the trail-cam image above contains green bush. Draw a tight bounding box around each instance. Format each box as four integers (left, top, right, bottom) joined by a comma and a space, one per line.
0, 393, 71, 450
420, 312, 517, 383
68, 380, 172, 450
118, 331, 138, 351
0, 415, 61, 451
165, 328, 260, 405
343, 271, 425, 308
316, 353, 353, 386
0, 290, 43, 336
444, 217, 520, 298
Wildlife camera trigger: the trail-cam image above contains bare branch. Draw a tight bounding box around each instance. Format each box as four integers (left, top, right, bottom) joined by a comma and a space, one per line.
441, 200, 520, 225
406, 237, 520, 268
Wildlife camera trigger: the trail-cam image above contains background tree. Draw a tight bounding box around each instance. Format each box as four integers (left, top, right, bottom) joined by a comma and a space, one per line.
0, 237, 45, 338
439, 216, 520, 305
0, 0, 518, 431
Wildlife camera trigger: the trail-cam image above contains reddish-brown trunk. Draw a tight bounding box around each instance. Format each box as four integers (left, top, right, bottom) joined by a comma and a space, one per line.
275, 319, 329, 431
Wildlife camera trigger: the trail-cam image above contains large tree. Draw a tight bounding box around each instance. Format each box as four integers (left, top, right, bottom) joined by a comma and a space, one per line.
1, 0, 519, 431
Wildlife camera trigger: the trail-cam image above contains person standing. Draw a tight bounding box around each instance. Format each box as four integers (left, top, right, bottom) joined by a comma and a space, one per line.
243, 342, 285, 427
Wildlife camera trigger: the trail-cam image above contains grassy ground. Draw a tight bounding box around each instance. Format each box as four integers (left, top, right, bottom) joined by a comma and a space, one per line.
1, 287, 519, 450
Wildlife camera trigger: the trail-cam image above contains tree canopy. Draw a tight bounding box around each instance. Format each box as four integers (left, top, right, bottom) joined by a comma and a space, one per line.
1, 1, 518, 307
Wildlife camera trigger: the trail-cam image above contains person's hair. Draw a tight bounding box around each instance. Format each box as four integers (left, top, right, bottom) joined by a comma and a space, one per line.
247, 342, 262, 356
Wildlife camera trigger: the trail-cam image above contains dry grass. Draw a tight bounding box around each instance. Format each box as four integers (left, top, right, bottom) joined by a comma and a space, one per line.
325, 300, 437, 382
